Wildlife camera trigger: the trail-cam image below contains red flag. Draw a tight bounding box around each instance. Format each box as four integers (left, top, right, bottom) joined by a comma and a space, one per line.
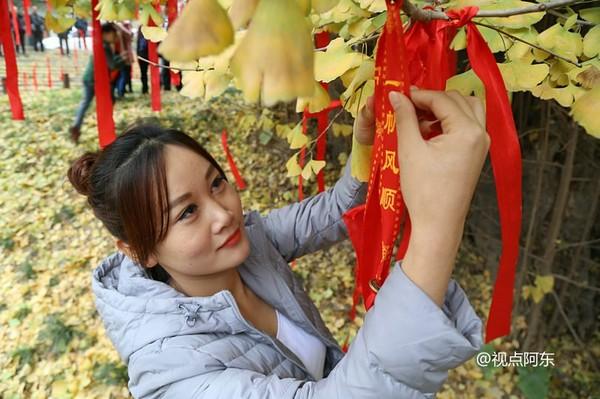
91, 0, 116, 148
0, 0, 25, 120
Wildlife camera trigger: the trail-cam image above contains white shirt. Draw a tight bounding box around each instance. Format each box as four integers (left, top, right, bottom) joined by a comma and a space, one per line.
276, 310, 326, 380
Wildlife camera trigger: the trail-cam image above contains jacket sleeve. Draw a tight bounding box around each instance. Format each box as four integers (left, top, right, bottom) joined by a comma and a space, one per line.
261, 153, 368, 262
128, 262, 483, 399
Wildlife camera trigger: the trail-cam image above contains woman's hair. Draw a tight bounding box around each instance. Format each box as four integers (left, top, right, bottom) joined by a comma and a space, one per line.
67, 123, 227, 281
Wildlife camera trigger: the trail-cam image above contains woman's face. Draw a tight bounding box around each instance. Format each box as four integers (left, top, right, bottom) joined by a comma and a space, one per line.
146, 144, 250, 280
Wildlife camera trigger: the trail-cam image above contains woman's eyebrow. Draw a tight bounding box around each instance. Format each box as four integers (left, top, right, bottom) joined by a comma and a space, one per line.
168, 192, 192, 212
167, 164, 216, 212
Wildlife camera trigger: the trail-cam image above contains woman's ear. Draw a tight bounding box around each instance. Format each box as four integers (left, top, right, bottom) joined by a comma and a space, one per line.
115, 239, 159, 268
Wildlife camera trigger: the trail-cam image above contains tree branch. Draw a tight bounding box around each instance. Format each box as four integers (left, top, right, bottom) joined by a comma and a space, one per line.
136, 55, 214, 72
401, 0, 583, 20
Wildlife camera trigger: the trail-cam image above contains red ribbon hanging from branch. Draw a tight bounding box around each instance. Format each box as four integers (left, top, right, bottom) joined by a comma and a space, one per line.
342, 0, 410, 316
0, 0, 25, 120
446, 7, 523, 343
23, 0, 32, 35
343, 4, 522, 343
220, 129, 247, 190
9, 0, 21, 48
148, 3, 162, 112
91, 0, 116, 148
166, 0, 180, 87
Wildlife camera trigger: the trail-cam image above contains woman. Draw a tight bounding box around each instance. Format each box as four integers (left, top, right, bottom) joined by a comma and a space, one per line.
68, 88, 488, 398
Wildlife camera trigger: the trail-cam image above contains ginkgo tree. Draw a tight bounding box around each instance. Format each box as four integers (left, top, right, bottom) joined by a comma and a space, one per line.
47, 0, 598, 141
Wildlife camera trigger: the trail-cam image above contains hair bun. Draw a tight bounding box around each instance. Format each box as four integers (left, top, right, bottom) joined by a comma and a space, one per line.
68, 152, 99, 196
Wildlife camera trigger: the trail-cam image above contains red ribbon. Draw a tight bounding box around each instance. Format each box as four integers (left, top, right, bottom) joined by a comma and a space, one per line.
343, 5, 522, 343
9, 0, 21, 47
343, 0, 410, 316
148, 3, 162, 112
445, 7, 523, 343
166, 0, 180, 87
91, 0, 116, 148
220, 129, 247, 190
0, 0, 24, 120
23, 0, 31, 36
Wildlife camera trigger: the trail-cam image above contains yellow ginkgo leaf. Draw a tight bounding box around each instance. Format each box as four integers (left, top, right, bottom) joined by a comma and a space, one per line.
535, 275, 554, 294
159, 0, 234, 62
286, 155, 302, 177
228, 0, 259, 29
312, 0, 340, 13
531, 79, 585, 107
446, 69, 485, 101
531, 285, 544, 303
571, 86, 600, 138
301, 162, 313, 180
204, 70, 230, 99
583, 25, 600, 58
315, 37, 365, 83
537, 23, 583, 63
332, 123, 353, 137
296, 81, 331, 113
579, 7, 600, 24
498, 61, 549, 92
141, 26, 168, 43
231, 0, 314, 106
310, 159, 326, 174
289, 126, 309, 149
180, 71, 206, 99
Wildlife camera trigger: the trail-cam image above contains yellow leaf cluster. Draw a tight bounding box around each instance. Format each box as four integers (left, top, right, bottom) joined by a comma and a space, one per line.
522, 275, 555, 303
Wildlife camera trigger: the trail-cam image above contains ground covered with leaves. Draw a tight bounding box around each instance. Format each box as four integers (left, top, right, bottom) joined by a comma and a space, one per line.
0, 86, 595, 398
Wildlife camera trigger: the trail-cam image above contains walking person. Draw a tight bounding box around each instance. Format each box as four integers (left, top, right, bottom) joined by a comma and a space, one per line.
58, 26, 71, 56
136, 30, 149, 94
68, 23, 126, 143
67, 87, 488, 398
30, 6, 45, 52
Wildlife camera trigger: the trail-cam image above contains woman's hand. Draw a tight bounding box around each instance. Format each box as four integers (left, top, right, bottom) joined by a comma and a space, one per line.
351, 96, 375, 182
390, 88, 489, 307
353, 96, 375, 145
390, 88, 489, 236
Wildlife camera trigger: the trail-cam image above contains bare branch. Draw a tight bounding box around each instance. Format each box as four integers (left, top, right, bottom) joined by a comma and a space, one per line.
136, 55, 214, 72
401, 0, 584, 20
473, 21, 582, 67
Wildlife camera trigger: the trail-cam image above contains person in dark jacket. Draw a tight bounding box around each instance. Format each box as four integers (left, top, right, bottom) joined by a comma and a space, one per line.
136, 30, 149, 94
11, 6, 26, 54
66, 88, 488, 398
68, 23, 126, 143
29, 6, 44, 52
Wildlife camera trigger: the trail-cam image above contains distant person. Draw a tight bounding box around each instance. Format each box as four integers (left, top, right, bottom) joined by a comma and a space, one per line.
69, 23, 126, 143
136, 30, 149, 94
74, 18, 88, 49
30, 6, 45, 52
115, 22, 134, 97
58, 26, 71, 55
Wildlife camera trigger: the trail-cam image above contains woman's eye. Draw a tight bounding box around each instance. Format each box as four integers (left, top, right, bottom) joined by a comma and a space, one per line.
178, 204, 197, 221
212, 176, 226, 190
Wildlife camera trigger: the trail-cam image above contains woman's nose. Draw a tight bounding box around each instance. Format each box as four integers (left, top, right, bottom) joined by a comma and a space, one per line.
209, 200, 234, 234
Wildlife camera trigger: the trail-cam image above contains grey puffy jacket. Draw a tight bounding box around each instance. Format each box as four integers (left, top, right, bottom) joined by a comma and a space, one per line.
92, 156, 483, 398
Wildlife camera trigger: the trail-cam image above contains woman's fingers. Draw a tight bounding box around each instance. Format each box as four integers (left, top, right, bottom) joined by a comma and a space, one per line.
388, 92, 424, 152
446, 90, 478, 122
409, 89, 474, 135
465, 96, 486, 128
